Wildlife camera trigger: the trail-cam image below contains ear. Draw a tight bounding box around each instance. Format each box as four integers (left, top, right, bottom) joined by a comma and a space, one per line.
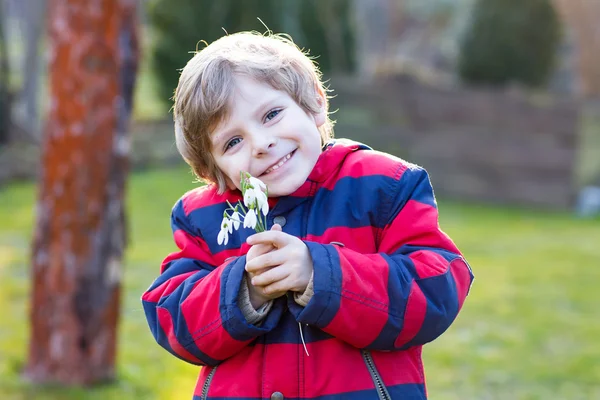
313, 85, 327, 128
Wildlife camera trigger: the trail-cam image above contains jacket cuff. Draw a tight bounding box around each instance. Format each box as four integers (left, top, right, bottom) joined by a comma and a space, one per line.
293, 272, 314, 307
221, 256, 285, 341
287, 242, 341, 328
238, 275, 273, 325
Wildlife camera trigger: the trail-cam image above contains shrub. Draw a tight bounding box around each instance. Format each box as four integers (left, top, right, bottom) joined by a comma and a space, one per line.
147, 0, 355, 109
458, 0, 561, 87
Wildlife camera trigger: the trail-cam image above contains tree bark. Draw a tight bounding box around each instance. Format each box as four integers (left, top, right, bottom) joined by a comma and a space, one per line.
24, 0, 139, 386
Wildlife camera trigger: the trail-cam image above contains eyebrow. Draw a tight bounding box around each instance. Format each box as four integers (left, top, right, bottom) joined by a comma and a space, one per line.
253, 95, 282, 120
212, 94, 284, 148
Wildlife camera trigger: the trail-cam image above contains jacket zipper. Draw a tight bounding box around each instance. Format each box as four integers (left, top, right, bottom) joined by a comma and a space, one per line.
362, 350, 391, 400
200, 366, 217, 400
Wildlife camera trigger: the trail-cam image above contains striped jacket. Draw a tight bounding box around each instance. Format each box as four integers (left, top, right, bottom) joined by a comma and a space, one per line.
142, 140, 474, 400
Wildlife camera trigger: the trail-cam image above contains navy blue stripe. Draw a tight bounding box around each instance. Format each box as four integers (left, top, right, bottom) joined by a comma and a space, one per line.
367, 253, 414, 350
385, 167, 437, 226
261, 309, 334, 344
307, 175, 397, 236
395, 245, 461, 263
220, 257, 287, 341
188, 202, 254, 254
154, 269, 224, 364
142, 298, 219, 366
185, 173, 415, 254
402, 271, 459, 348
148, 258, 213, 292
171, 198, 198, 234
192, 383, 426, 399
292, 243, 342, 328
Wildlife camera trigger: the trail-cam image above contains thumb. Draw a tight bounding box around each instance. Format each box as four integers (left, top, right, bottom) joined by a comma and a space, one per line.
271, 223, 282, 232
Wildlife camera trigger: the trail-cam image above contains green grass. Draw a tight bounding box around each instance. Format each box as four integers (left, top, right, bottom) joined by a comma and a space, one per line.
1, 166, 599, 399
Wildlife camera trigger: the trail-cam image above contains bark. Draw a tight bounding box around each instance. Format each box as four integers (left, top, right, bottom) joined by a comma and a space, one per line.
24, 0, 139, 386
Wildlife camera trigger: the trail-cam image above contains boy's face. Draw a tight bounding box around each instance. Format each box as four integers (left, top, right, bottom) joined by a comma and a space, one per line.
210, 75, 326, 197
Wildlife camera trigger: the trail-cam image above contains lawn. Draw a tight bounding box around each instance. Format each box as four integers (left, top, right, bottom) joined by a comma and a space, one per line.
1, 166, 599, 400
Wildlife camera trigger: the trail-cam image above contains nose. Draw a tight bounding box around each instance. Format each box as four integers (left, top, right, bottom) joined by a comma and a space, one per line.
251, 134, 277, 158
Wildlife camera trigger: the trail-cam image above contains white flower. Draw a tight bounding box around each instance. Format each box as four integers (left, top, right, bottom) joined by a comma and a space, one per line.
217, 228, 228, 245
243, 188, 257, 208
230, 211, 241, 230
217, 217, 231, 245
259, 193, 269, 215
255, 190, 269, 216
243, 209, 258, 229
248, 176, 267, 191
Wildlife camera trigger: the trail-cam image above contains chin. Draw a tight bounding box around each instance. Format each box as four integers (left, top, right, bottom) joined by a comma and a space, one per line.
269, 181, 300, 197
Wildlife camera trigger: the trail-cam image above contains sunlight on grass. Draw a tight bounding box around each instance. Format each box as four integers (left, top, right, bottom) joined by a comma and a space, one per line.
1, 166, 599, 399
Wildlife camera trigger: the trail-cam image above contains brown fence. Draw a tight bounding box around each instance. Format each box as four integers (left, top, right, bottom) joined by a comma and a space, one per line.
330, 75, 581, 209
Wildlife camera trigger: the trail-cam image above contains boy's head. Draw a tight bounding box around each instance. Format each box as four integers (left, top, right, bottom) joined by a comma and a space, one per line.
173, 31, 334, 195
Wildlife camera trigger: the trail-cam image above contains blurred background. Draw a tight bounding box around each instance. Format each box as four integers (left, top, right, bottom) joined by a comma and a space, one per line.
0, 0, 599, 399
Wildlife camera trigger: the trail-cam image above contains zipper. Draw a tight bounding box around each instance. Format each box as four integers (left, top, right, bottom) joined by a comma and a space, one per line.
362, 350, 391, 400
200, 366, 217, 400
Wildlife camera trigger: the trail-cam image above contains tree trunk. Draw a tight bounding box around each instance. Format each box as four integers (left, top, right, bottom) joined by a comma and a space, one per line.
24, 0, 139, 386
351, 0, 393, 79
13, 0, 48, 141
553, 0, 600, 97
0, 0, 11, 145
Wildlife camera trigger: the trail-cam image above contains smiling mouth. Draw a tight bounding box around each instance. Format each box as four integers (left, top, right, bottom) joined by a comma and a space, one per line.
261, 150, 296, 176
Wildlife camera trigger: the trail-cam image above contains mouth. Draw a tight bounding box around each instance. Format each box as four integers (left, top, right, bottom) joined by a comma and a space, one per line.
260, 150, 296, 177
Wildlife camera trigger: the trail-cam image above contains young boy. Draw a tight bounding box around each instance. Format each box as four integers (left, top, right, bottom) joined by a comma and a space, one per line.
142, 31, 473, 400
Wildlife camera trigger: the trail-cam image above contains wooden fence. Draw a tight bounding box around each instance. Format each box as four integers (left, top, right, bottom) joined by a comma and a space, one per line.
330, 75, 581, 209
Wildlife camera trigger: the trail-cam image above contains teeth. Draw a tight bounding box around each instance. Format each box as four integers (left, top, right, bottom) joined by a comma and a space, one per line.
264, 152, 292, 175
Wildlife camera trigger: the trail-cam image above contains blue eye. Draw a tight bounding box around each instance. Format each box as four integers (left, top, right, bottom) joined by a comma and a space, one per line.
265, 109, 281, 122
225, 137, 242, 151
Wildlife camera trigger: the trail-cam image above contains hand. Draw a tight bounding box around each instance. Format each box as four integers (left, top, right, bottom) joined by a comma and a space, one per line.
245, 228, 313, 296
245, 224, 284, 308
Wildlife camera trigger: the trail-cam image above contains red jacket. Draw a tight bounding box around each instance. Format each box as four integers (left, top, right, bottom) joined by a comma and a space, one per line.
142, 140, 474, 399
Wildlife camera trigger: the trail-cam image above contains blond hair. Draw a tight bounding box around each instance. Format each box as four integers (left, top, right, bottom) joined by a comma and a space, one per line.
173, 31, 335, 192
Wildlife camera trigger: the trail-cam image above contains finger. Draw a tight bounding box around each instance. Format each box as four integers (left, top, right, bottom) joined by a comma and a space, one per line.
245, 250, 286, 273
260, 289, 286, 299
246, 230, 291, 248
251, 266, 289, 287
247, 266, 273, 278
271, 223, 282, 232
247, 243, 275, 259
262, 277, 294, 296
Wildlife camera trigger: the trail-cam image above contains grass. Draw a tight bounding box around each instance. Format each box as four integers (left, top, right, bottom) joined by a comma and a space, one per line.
1, 166, 599, 399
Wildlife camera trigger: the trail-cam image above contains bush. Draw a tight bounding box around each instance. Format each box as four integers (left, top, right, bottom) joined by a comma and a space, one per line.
458, 0, 561, 87
147, 0, 355, 109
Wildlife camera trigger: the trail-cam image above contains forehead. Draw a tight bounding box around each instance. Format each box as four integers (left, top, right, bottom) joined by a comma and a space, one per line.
230, 75, 283, 103
208, 76, 286, 144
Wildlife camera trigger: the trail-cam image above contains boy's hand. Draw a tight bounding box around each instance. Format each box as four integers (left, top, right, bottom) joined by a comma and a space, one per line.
245, 228, 313, 296
245, 224, 284, 308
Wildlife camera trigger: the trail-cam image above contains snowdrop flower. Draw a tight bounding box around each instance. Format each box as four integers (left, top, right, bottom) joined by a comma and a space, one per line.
244, 209, 258, 229
243, 188, 257, 208
216, 172, 269, 246
217, 218, 231, 245
230, 211, 241, 230
248, 176, 267, 191
258, 192, 268, 216
253, 189, 268, 216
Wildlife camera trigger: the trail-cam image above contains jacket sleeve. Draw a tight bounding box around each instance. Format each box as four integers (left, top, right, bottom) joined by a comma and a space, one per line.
287, 166, 474, 350
141, 198, 286, 366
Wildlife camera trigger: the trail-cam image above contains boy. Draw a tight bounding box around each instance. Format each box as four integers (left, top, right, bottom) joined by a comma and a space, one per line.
142, 31, 473, 400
